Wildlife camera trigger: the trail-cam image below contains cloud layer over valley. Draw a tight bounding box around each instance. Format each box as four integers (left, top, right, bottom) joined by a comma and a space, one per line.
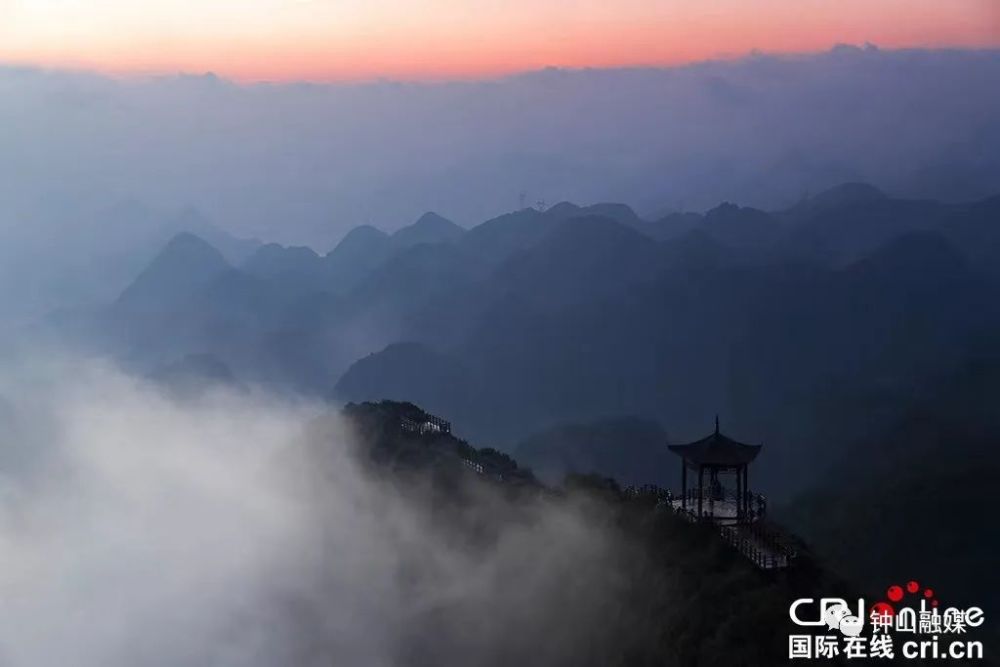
0, 354, 625, 666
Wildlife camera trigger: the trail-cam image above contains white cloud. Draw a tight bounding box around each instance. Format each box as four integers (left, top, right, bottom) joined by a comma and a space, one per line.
0, 354, 622, 666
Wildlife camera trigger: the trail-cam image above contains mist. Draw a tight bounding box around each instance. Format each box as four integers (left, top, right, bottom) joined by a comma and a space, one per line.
3, 37, 994, 663
3, 45, 1000, 323
0, 353, 626, 666
6, 46, 1000, 243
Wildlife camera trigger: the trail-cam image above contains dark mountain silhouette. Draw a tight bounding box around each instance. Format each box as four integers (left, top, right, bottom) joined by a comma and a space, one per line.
941, 194, 1000, 279
115, 232, 231, 313
574, 202, 643, 228
784, 181, 887, 217
701, 202, 783, 250
643, 204, 784, 249
784, 360, 1000, 612
458, 203, 643, 268
390, 211, 465, 247
334, 194, 1000, 497
333, 399, 849, 666
335, 342, 471, 417
95, 184, 1000, 503
458, 207, 548, 266
650, 187, 898, 253
321, 224, 393, 293
243, 243, 323, 286
158, 207, 261, 265
658, 229, 736, 269
779, 194, 955, 266
646, 211, 703, 241
540, 202, 642, 228
240, 213, 469, 306
846, 230, 969, 287
239, 213, 466, 302
488, 215, 663, 307
345, 242, 479, 338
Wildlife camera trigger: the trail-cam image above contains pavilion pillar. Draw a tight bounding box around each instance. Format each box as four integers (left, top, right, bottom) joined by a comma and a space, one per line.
736, 466, 747, 515
743, 466, 749, 517
736, 465, 742, 522
697, 465, 704, 518
681, 460, 687, 510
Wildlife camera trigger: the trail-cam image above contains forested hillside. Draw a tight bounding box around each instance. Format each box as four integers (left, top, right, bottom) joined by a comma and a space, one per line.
325, 399, 852, 667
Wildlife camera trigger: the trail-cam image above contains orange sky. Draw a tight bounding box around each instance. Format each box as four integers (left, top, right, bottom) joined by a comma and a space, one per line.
0, 0, 997, 81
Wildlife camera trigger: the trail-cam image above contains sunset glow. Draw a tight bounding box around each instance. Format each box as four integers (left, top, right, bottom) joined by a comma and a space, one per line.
1, 0, 998, 81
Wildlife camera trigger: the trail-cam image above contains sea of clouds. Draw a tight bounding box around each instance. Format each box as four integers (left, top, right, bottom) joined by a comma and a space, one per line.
0, 352, 627, 666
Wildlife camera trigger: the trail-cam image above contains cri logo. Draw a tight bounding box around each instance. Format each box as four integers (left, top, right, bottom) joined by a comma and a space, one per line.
790, 598, 866, 637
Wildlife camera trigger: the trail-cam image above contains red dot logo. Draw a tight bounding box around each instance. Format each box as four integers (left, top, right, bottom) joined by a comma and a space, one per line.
880, 577, 939, 614
871, 601, 896, 617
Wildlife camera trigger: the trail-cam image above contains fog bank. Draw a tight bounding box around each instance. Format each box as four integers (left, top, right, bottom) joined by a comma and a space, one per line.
0, 355, 624, 666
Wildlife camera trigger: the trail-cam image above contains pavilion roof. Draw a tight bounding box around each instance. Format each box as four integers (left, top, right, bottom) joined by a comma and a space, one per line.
668, 418, 762, 466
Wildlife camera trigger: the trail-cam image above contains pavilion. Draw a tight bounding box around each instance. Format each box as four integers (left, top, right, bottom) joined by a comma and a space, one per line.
668, 417, 763, 524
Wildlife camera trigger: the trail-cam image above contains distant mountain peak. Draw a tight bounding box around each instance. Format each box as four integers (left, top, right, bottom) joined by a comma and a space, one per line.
413, 211, 457, 228
702, 202, 780, 248
253, 242, 319, 259
502, 214, 655, 284
781, 182, 889, 222
853, 230, 967, 274
706, 201, 747, 217
704, 202, 773, 225
547, 213, 646, 243
319, 225, 395, 293
545, 202, 642, 228
158, 231, 228, 262
242, 243, 321, 280
332, 224, 389, 250
806, 182, 888, 210
159, 208, 262, 265
843, 231, 977, 294
351, 223, 388, 236
579, 203, 642, 225
115, 232, 230, 309
545, 202, 581, 218
392, 212, 464, 247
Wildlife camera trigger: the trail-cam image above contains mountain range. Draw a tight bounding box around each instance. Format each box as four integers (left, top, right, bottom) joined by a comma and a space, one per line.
41, 180, 1000, 610
60, 184, 1000, 497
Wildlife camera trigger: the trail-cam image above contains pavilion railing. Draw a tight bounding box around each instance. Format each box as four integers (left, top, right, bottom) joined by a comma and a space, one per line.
676, 487, 767, 522
622, 484, 795, 569
622, 485, 674, 510
621, 485, 769, 524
